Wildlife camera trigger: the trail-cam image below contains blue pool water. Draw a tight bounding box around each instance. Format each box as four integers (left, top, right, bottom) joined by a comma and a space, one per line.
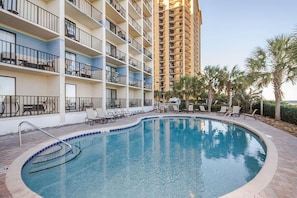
22, 117, 266, 198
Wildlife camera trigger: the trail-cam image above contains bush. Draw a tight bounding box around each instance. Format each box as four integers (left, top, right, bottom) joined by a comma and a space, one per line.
254, 101, 297, 125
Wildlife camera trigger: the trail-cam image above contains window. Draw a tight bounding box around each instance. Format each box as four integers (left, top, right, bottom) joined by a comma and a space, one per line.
0, 76, 15, 97
106, 20, 116, 34
65, 19, 76, 39
65, 51, 76, 74
106, 42, 116, 57
0, 30, 16, 64
65, 84, 76, 110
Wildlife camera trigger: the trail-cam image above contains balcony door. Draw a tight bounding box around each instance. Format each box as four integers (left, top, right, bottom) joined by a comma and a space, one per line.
106, 88, 117, 108
65, 83, 76, 111
0, 30, 16, 64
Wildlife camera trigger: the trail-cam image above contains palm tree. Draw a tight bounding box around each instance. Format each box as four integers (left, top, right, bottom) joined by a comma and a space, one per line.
173, 76, 193, 109
201, 65, 226, 112
246, 34, 297, 120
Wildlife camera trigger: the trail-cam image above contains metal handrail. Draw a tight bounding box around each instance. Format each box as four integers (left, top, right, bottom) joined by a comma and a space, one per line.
18, 121, 72, 151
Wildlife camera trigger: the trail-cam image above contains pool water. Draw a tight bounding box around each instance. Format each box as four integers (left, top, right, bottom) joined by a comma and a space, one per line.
22, 117, 266, 198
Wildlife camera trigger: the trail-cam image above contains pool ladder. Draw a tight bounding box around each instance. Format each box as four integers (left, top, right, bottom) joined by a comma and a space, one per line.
18, 121, 72, 150
18, 121, 81, 173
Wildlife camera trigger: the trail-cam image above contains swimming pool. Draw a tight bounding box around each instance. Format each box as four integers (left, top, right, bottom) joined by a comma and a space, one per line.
20, 117, 267, 198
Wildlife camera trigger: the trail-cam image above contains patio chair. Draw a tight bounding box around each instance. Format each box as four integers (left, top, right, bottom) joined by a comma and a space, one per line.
81, 64, 92, 78
85, 108, 104, 125
3, 96, 19, 117
65, 59, 74, 75
225, 106, 241, 117
243, 109, 258, 120
199, 105, 207, 113
95, 108, 115, 123
217, 106, 227, 115
173, 105, 179, 113
188, 104, 194, 113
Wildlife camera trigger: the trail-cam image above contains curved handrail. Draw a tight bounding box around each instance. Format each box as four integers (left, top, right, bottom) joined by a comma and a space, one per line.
18, 121, 72, 151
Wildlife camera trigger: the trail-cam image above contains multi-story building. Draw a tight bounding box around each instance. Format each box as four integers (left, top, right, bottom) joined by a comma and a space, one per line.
154, 0, 202, 99
0, 0, 153, 135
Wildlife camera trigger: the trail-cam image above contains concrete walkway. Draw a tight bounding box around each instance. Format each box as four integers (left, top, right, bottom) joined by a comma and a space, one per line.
0, 112, 296, 197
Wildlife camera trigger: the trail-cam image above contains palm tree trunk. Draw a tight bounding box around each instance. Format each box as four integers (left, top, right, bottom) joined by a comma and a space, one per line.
275, 95, 281, 120
208, 88, 212, 112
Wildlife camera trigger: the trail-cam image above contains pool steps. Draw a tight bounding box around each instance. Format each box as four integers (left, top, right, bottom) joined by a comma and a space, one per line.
29, 144, 81, 173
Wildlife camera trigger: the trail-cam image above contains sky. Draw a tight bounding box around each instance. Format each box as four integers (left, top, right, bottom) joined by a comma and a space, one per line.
199, 0, 297, 100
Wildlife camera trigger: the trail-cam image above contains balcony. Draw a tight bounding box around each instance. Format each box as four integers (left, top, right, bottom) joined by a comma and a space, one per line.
144, 99, 152, 106
129, 0, 141, 18
129, 98, 141, 107
143, 16, 152, 32
129, 57, 142, 71
106, 48, 126, 66
65, 97, 102, 112
128, 15, 141, 37
105, 22, 126, 44
106, 0, 126, 23
65, 24, 103, 56
129, 77, 142, 88
0, 0, 59, 40
106, 98, 126, 108
66, 0, 103, 29
143, 0, 152, 16
143, 48, 152, 60
0, 40, 59, 73
144, 82, 152, 90
128, 37, 142, 54
106, 71, 126, 86
144, 63, 152, 74
65, 59, 102, 80
143, 31, 152, 47
0, 95, 59, 118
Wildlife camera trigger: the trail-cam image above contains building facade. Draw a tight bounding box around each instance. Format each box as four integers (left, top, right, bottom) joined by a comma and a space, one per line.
0, 0, 153, 135
153, 0, 202, 99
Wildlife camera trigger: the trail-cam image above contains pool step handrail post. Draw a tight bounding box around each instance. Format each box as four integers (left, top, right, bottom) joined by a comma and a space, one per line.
18, 121, 72, 151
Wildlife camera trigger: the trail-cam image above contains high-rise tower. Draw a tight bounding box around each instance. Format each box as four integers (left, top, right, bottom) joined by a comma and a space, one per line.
154, 0, 202, 99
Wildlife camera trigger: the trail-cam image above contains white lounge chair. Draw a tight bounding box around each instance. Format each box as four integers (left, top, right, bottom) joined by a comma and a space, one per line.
199, 105, 207, 113
85, 108, 104, 125
217, 106, 227, 115
96, 108, 115, 122
188, 104, 194, 113
173, 105, 179, 113
225, 106, 241, 117
243, 109, 258, 120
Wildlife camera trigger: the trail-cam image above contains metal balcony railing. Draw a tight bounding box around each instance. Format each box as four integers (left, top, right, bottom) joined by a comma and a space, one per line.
1, 0, 59, 32
144, 0, 152, 13
128, 15, 141, 33
107, 0, 126, 18
143, 48, 152, 59
129, 0, 141, 15
129, 98, 141, 107
143, 32, 152, 44
0, 95, 59, 118
144, 64, 152, 74
65, 97, 102, 112
106, 71, 126, 85
144, 99, 152, 106
143, 16, 152, 27
67, 0, 102, 23
144, 82, 152, 89
129, 57, 141, 70
106, 98, 126, 108
106, 20, 126, 41
0, 40, 59, 72
128, 37, 142, 52
65, 59, 102, 80
65, 22, 103, 52
129, 77, 142, 88
106, 48, 126, 62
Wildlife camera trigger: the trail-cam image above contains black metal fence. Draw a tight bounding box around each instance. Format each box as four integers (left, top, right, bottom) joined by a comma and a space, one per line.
65, 97, 102, 112
0, 95, 59, 118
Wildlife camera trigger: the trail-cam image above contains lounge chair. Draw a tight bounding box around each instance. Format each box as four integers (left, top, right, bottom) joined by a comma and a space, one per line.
199, 105, 207, 113
188, 104, 194, 113
85, 108, 104, 125
243, 109, 258, 120
217, 106, 227, 115
225, 106, 241, 117
96, 108, 115, 123
173, 105, 179, 113
107, 109, 121, 119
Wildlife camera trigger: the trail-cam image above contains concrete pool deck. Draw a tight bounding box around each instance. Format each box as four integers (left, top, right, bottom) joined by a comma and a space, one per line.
0, 112, 297, 197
